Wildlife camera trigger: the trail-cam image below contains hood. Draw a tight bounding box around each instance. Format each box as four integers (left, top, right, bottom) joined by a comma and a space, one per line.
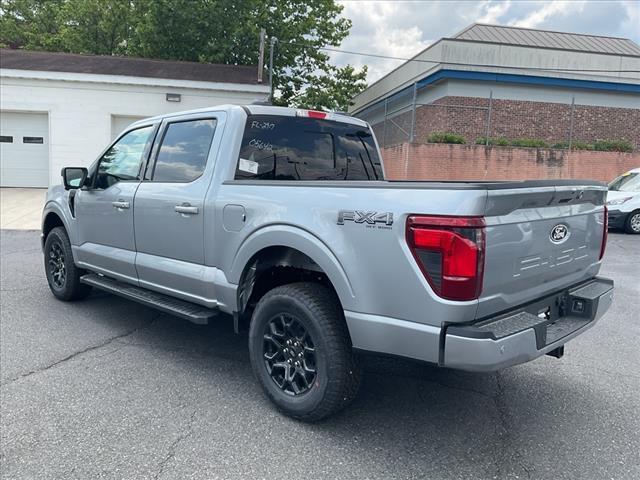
606, 190, 638, 201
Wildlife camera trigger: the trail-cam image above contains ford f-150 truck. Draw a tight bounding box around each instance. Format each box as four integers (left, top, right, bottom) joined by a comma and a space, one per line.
42, 105, 614, 421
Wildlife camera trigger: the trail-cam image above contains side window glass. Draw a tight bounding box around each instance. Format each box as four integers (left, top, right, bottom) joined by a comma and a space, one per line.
95, 125, 154, 189
152, 119, 217, 183
342, 130, 382, 180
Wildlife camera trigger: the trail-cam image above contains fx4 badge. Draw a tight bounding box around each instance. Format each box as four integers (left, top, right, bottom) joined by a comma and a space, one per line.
337, 210, 394, 227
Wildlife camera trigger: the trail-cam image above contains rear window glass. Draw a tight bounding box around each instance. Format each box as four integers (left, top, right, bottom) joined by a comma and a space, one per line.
235, 115, 383, 181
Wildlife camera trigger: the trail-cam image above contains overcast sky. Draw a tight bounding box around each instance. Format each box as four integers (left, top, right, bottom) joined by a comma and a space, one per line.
332, 0, 640, 83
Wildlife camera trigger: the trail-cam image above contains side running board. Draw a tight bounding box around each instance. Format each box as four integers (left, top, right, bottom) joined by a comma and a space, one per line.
80, 273, 217, 325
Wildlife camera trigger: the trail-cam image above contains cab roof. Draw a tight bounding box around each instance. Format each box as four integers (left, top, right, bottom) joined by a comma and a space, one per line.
132, 104, 368, 128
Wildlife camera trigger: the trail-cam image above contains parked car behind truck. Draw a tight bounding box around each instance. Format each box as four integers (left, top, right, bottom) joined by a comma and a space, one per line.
42, 105, 614, 421
607, 168, 640, 234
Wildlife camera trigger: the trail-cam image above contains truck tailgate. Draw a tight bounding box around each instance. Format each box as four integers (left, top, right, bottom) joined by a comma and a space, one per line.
477, 184, 607, 318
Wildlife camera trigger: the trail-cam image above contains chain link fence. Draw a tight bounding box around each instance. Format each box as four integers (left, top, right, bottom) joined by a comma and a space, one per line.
358, 85, 639, 152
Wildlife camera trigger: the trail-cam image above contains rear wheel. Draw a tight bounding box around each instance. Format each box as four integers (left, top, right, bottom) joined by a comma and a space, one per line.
624, 210, 640, 234
248, 282, 361, 421
44, 227, 92, 301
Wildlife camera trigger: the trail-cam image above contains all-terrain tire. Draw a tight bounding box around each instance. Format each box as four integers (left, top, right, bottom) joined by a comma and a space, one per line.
44, 226, 92, 301
248, 282, 361, 421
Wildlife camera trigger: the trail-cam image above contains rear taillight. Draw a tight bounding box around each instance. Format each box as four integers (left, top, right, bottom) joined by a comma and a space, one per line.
599, 205, 608, 260
406, 215, 486, 301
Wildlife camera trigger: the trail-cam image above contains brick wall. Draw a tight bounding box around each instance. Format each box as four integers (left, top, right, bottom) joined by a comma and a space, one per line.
373, 96, 640, 150
382, 143, 640, 182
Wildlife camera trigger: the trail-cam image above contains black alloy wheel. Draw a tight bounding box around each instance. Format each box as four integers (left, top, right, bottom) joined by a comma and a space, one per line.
44, 227, 92, 301
248, 282, 361, 421
263, 313, 317, 396
47, 240, 67, 289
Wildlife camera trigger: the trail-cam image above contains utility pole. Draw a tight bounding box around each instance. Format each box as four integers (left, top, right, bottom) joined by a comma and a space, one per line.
257, 28, 266, 84
568, 96, 575, 150
409, 82, 418, 143
382, 98, 388, 148
269, 36, 277, 103
485, 90, 493, 146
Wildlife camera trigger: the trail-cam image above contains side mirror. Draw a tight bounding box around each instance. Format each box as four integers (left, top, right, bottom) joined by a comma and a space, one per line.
61, 167, 88, 190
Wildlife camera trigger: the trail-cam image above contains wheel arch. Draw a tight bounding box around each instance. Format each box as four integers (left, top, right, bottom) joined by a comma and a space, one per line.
42, 209, 65, 239
230, 225, 356, 316
41, 201, 77, 249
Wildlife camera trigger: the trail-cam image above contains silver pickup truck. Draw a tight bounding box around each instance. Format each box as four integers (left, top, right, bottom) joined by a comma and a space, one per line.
42, 105, 614, 421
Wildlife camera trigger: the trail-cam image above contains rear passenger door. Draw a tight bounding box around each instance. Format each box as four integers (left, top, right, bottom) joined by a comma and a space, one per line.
133, 114, 219, 304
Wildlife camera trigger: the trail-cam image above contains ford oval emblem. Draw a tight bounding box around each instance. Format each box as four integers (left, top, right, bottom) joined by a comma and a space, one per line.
550, 224, 569, 243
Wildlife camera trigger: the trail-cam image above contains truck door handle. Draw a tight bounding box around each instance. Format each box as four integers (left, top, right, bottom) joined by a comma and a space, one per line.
112, 200, 130, 209
175, 204, 199, 215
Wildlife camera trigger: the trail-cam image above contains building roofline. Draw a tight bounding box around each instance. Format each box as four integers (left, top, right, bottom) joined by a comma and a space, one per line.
450, 23, 475, 39
444, 37, 640, 58
0, 68, 271, 94
452, 23, 640, 56
457, 22, 635, 42
0, 48, 267, 86
1, 48, 248, 69
352, 39, 443, 101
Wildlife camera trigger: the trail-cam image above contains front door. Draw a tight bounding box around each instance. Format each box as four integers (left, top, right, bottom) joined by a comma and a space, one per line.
74, 124, 156, 283
134, 115, 218, 303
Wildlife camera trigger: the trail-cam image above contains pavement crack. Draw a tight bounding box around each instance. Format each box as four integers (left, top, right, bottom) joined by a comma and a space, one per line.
154, 410, 197, 480
0, 319, 156, 387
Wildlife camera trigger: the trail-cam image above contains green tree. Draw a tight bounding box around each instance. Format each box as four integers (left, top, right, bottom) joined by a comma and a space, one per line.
293, 64, 368, 112
0, 0, 367, 111
55, 0, 133, 55
0, 0, 65, 50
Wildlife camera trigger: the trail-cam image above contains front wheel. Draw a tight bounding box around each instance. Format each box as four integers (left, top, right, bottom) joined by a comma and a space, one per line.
44, 227, 92, 301
248, 282, 361, 421
624, 210, 640, 234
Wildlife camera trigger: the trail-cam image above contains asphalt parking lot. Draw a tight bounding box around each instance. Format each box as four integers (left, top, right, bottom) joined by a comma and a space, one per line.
1, 230, 638, 480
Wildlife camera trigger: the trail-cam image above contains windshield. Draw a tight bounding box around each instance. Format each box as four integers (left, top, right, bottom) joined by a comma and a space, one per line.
608, 172, 640, 192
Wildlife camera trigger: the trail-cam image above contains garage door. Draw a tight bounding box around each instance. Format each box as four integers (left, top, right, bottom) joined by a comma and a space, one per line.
111, 115, 146, 140
0, 111, 49, 187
